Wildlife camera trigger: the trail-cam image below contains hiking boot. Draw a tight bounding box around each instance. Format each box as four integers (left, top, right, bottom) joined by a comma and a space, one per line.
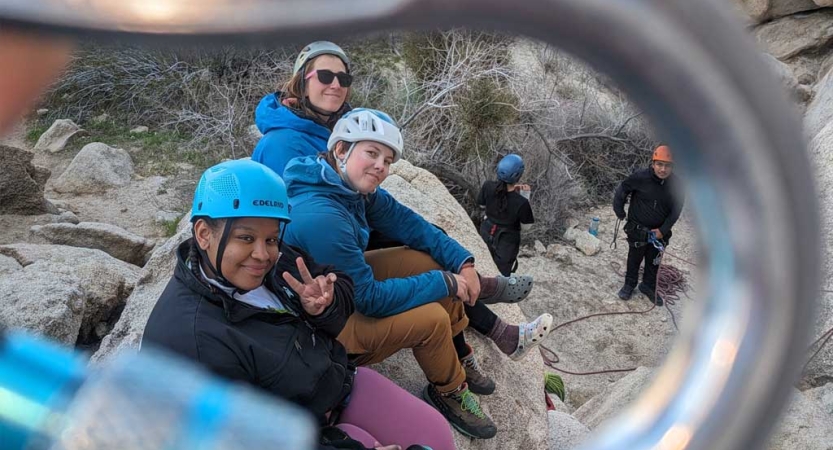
460, 345, 495, 395
509, 313, 554, 361
422, 383, 497, 439
638, 283, 664, 306
617, 284, 635, 300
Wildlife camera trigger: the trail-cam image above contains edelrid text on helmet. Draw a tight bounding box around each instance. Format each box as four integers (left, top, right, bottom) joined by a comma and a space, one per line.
497, 154, 525, 184
252, 199, 285, 208
327, 108, 404, 162
293, 41, 350, 75
191, 159, 291, 223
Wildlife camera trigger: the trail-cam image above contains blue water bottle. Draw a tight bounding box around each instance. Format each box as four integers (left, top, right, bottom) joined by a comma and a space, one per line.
589, 217, 600, 236
0, 330, 317, 450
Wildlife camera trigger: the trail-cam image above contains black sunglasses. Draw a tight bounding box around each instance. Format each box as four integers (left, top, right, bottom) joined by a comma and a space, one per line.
305, 69, 353, 87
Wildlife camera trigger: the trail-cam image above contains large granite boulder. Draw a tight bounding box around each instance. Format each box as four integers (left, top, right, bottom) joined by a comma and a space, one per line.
803, 121, 833, 388
92, 214, 192, 363
548, 410, 590, 450
30, 222, 155, 266
52, 143, 134, 194
0, 265, 85, 345
33, 119, 86, 153
806, 71, 833, 140
573, 367, 833, 449
0, 244, 142, 344
731, 0, 820, 24
753, 10, 833, 61
0, 145, 54, 215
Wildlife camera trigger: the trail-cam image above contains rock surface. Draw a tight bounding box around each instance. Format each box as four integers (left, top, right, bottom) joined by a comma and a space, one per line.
34, 119, 86, 153
0, 244, 142, 344
52, 143, 134, 194
30, 222, 154, 266
0, 145, 54, 215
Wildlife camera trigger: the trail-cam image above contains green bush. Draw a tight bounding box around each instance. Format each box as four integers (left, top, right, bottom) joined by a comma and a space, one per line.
457, 78, 520, 158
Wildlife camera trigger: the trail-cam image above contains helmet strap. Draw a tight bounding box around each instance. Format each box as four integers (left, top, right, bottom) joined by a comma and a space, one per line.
194, 219, 237, 290
266, 221, 289, 281
336, 142, 361, 192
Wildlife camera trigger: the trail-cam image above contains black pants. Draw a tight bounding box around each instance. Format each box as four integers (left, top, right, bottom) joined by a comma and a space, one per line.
479, 219, 521, 277
465, 301, 497, 335
624, 239, 662, 290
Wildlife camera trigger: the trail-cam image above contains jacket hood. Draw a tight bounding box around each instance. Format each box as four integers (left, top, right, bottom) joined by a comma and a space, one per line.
283, 156, 364, 204
254, 93, 331, 140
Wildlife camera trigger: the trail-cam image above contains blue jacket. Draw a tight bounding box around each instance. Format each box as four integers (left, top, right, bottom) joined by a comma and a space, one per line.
251, 93, 331, 176
283, 157, 474, 318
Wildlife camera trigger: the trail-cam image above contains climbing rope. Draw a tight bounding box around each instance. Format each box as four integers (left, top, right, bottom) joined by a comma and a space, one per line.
541, 234, 833, 379
539, 247, 680, 376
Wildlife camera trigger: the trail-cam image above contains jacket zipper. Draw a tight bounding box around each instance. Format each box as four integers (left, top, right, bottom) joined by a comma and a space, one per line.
304, 320, 317, 347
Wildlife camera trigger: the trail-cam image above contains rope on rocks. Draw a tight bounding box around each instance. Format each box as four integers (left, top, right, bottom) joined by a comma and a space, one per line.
541, 236, 833, 379
539, 249, 680, 376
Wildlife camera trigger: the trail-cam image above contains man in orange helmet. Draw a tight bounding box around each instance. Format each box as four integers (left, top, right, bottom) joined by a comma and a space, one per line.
612, 145, 685, 306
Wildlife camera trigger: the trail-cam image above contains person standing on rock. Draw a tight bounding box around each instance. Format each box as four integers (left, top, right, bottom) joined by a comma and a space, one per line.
613, 144, 685, 306
252, 41, 353, 177
477, 153, 535, 277
282, 108, 554, 440
142, 159, 455, 450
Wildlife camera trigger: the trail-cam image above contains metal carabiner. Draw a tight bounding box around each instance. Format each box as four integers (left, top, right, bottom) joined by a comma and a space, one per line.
0, 1, 818, 450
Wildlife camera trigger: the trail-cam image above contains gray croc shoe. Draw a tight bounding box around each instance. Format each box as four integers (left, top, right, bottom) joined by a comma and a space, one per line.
479, 274, 534, 305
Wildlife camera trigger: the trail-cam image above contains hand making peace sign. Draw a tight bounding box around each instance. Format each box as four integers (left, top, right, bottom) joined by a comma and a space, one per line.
282, 257, 337, 316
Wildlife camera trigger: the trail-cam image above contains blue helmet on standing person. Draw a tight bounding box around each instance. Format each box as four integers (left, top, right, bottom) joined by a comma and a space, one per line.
496, 153, 525, 184
190, 159, 291, 287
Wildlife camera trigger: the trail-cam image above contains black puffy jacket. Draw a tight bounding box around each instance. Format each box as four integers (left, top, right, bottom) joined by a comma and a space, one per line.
142, 239, 354, 426
613, 167, 685, 238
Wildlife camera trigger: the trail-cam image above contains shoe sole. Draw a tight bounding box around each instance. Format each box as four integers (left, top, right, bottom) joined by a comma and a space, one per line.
638, 286, 663, 306
422, 386, 496, 439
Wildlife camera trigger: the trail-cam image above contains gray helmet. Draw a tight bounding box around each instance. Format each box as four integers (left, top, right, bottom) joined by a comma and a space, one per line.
293, 41, 350, 75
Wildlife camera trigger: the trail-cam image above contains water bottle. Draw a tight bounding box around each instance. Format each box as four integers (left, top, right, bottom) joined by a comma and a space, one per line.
588, 217, 600, 236
0, 330, 317, 450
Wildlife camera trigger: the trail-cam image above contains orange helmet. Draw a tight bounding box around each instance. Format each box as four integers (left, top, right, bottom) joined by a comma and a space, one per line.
652, 145, 673, 163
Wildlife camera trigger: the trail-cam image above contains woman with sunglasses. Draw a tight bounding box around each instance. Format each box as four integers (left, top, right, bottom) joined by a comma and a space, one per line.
142, 159, 456, 450
252, 41, 355, 177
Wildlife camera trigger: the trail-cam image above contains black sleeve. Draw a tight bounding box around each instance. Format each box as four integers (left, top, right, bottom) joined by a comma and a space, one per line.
519, 199, 534, 224
277, 245, 355, 338
659, 181, 685, 237
613, 172, 636, 220
477, 182, 488, 207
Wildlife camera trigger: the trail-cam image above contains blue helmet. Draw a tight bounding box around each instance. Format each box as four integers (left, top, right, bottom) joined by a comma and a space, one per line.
497, 154, 525, 184
192, 159, 291, 223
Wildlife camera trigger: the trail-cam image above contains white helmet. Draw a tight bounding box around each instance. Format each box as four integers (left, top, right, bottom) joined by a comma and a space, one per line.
327, 108, 404, 163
